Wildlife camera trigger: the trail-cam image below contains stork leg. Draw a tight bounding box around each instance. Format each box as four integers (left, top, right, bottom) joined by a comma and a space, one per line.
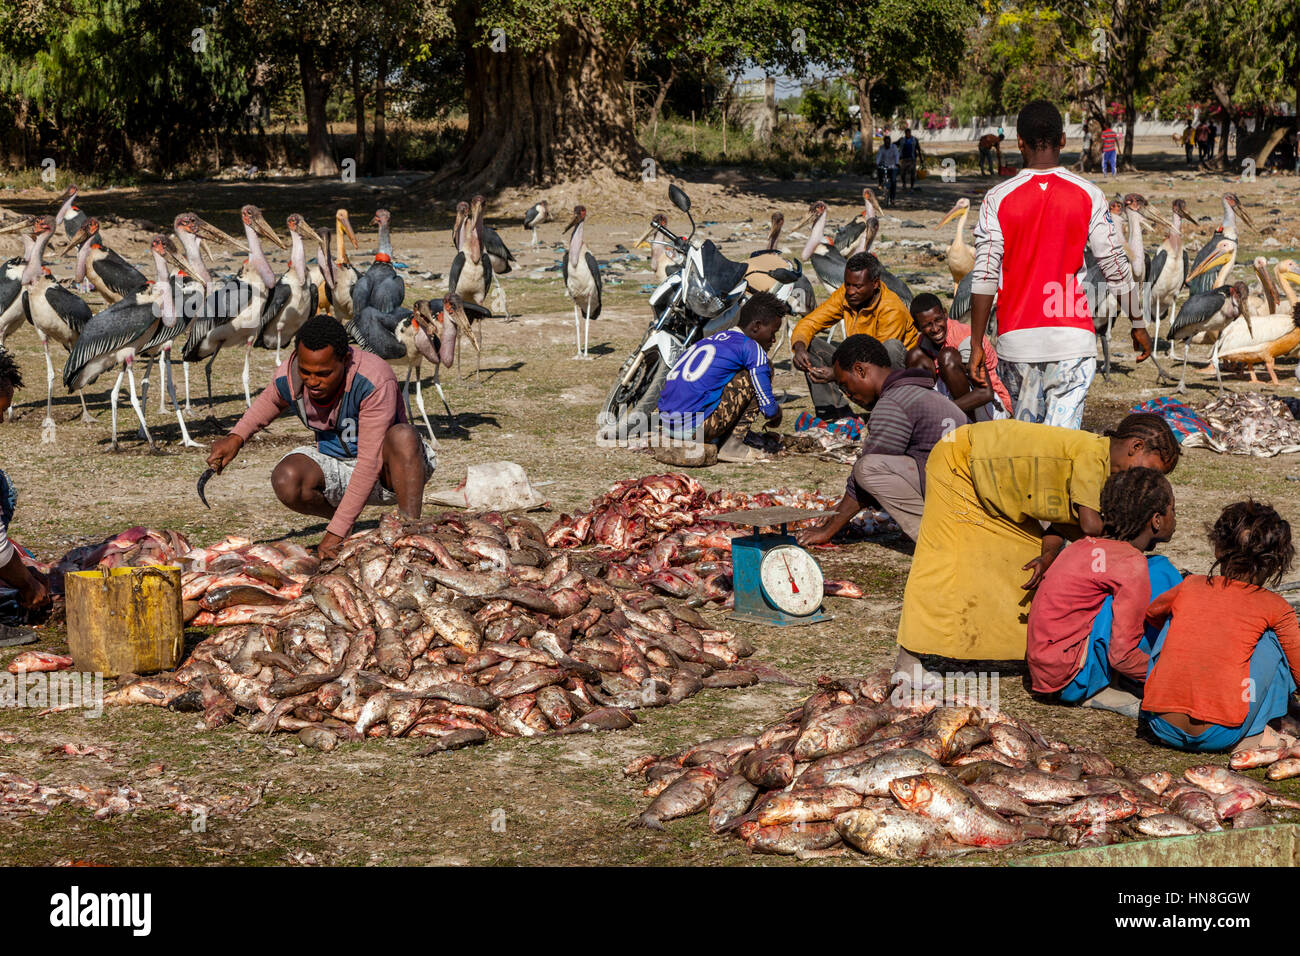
242, 340, 254, 408
274, 329, 282, 365
583, 300, 592, 358
572, 305, 584, 360
138, 357, 151, 412
204, 353, 218, 417
163, 351, 200, 448
493, 282, 511, 323
158, 353, 169, 413
183, 361, 193, 416
125, 361, 155, 450
413, 371, 438, 447
40, 336, 56, 444
530, 227, 539, 248
78, 389, 93, 424
1267, 356, 1280, 387
1177, 343, 1190, 393
109, 369, 125, 452
431, 365, 456, 429
1098, 328, 1111, 383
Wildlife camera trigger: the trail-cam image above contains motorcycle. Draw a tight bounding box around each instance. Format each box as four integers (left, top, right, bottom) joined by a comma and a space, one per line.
599, 185, 813, 442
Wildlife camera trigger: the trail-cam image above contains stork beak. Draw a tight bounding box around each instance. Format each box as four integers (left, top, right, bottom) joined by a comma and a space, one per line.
564, 212, 581, 233
790, 209, 816, 233
1233, 201, 1256, 232
1138, 205, 1173, 230
938, 203, 966, 227
61, 221, 91, 256
160, 242, 190, 276
194, 216, 243, 249
337, 210, 358, 249
255, 212, 286, 249
1187, 250, 1232, 281
0, 216, 34, 235
296, 219, 323, 247
634, 225, 654, 249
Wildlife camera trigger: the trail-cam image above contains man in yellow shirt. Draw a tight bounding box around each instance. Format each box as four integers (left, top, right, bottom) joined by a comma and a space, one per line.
791, 251, 917, 418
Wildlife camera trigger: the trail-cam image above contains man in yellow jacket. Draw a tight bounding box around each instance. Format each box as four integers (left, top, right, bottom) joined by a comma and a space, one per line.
791, 251, 917, 418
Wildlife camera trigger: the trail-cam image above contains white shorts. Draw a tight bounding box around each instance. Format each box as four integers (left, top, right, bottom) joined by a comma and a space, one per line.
280, 441, 437, 507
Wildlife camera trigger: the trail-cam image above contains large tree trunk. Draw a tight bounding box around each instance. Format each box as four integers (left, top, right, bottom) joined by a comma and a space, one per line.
372, 47, 388, 175
435, 10, 639, 190
352, 48, 367, 173
854, 74, 875, 161
299, 48, 338, 177
1209, 82, 1232, 171
1121, 96, 1137, 170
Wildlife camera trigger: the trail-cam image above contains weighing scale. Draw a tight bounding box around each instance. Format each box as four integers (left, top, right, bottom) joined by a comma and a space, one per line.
712, 506, 833, 627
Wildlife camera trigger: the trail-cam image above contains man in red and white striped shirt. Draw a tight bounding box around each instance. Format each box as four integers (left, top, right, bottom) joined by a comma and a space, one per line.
967, 100, 1152, 430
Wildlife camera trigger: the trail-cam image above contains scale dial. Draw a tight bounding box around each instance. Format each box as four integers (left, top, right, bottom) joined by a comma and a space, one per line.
759, 545, 824, 616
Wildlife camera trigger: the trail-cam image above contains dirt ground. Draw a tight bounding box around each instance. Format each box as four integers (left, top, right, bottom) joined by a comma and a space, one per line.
0, 137, 1298, 865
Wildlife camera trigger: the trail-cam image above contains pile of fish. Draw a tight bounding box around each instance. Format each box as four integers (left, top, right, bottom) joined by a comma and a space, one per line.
45, 526, 195, 590
0, 771, 142, 820
628, 673, 1300, 859
111, 510, 777, 748
1183, 391, 1300, 457
545, 473, 881, 603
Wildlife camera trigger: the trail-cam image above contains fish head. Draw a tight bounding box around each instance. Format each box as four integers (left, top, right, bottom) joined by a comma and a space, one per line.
888, 773, 930, 810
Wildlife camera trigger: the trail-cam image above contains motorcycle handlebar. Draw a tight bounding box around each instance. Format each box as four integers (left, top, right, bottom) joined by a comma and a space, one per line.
651, 220, 690, 255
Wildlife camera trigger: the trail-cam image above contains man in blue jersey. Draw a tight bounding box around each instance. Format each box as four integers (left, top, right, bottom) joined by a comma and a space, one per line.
654, 292, 786, 466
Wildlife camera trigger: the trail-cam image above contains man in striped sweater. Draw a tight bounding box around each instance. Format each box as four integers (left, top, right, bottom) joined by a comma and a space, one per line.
797, 335, 963, 545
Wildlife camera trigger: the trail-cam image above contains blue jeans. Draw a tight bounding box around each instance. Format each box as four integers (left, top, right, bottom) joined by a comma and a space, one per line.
1143, 629, 1296, 752
1102, 150, 1117, 174
1059, 555, 1181, 703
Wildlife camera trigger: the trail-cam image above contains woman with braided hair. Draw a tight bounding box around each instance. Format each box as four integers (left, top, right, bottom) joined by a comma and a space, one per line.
1141, 501, 1300, 753
1025, 467, 1179, 717
894, 412, 1180, 681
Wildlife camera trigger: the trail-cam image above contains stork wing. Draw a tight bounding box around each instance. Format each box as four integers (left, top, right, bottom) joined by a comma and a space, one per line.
99, 249, 149, 297
346, 310, 404, 360
810, 250, 845, 290
448, 253, 465, 299
882, 270, 913, 308
43, 283, 93, 337
63, 299, 156, 389
951, 272, 973, 321
351, 267, 376, 314
1148, 249, 1168, 288
255, 278, 292, 347
585, 251, 603, 321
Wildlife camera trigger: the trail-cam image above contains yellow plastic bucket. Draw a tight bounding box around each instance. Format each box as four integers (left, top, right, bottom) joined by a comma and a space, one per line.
65, 566, 184, 677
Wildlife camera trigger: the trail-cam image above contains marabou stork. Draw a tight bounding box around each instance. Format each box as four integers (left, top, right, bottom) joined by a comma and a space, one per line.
792, 201, 831, 261
1187, 193, 1254, 296
179, 204, 285, 411
134, 236, 207, 448
62, 217, 148, 304
522, 201, 551, 248
1165, 281, 1247, 392
562, 205, 602, 361
475, 196, 515, 319
21, 217, 93, 436
168, 210, 246, 413
259, 213, 324, 361
52, 185, 88, 241
64, 236, 188, 451
634, 213, 679, 284
939, 198, 974, 287
757, 211, 785, 254
449, 196, 493, 313
810, 218, 913, 308
830, 189, 877, 254
1146, 199, 1189, 363
0, 217, 32, 348
308, 209, 359, 320
351, 208, 406, 317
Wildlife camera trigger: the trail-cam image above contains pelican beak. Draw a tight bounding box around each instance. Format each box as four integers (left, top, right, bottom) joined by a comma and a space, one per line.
195, 216, 243, 249
255, 212, 286, 249
1279, 267, 1300, 287
296, 218, 323, 247
337, 210, 358, 249
938, 203, 965, 227
1187, 250, 1232, 281
61, 221, 91, 256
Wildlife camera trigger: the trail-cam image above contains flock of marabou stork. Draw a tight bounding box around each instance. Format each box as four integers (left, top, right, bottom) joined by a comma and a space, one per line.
781, 186, 1298, 390
0, 182, 1294, 453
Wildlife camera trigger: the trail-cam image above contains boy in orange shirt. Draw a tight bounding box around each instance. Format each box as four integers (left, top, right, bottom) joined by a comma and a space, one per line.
1142, 501, 1300, 753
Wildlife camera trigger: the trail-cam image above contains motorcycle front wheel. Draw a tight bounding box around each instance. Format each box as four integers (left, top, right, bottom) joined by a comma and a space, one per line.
598, 349, 668, 442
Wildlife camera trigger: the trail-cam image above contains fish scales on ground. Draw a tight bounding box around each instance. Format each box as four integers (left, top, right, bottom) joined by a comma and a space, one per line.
628, 672, 1300, 860
41, 506, 777, 745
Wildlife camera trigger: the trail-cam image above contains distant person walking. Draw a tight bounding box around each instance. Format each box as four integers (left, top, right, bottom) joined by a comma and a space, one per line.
1181, 123, 1195, 167
877, 135, 900, 206
1195, 121, 1209, 163
1206, 122, 1217, 161
978, 131, 1004, 176
1100, 123, 1119, 177
899, 128, 921, 192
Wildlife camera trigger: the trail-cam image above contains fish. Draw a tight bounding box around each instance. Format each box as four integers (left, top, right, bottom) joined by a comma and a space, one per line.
298, 726, 339, 752
7, 651, 73, 673
635, 767, 724, 829
1042, 794, 1138, 826
805, 749, 946, 796
793, 704, 887, 760
986, 769, 1090, 804
1168, 790, 1223, 832
737, 748, 795, 790
709, 775, 759, 833
835, 806, 969, 860
741, 820, 841, 855
1266, 757, 1300, 781
1133, 813, 1202, 838
889, 774, 1051, 848
749, 786, 862, 826
415, 728, 488, 754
